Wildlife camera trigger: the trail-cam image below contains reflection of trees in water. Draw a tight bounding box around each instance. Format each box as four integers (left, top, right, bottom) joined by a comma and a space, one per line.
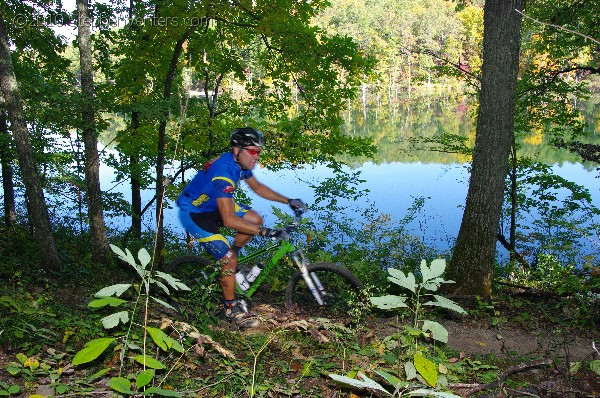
340, 90, 600, 166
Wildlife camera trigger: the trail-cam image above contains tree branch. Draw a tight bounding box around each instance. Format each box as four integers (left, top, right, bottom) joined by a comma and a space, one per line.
409, 48, 480, 82
515, 9, 600, 45
462, 359, 552, 397
496, 232, 530, 268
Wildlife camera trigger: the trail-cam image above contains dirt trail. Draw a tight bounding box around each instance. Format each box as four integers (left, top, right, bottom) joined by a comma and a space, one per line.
443, 319, 597, 362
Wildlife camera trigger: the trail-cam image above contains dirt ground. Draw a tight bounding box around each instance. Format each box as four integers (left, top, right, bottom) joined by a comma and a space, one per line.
1, 288, 598, 397
444, 318, 597, 362
246, 301, 600, 397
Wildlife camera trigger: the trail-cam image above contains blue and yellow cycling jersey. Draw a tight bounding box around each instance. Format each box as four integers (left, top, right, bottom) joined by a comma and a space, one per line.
177, 151, 253, 213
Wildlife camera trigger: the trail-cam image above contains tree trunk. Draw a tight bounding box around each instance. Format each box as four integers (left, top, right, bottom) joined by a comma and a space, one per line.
154, 24, 199, 265
508, 143, 518, 262
0, 12, 61, 271
0, 107, 16, 226
447, 0, 523, 296
131, 110, 142, 240
77, 0, 110, 264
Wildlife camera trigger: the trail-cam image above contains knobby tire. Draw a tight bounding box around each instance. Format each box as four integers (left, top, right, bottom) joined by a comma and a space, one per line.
284, 262, 364, 319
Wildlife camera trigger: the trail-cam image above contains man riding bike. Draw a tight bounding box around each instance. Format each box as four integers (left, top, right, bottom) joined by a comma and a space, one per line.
177, 127, 306, 328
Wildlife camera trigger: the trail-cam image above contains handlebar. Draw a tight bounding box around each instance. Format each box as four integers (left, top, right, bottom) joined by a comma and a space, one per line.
268, 209, 305, 242
293, 208, 305, 220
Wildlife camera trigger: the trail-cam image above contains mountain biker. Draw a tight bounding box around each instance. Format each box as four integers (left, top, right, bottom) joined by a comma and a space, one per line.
177, 127, 307, 328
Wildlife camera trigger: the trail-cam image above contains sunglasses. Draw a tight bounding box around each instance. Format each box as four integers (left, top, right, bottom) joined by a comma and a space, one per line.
243, 148, 262, 156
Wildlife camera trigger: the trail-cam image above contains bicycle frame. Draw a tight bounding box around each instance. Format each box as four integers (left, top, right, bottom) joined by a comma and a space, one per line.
236, 232, 328, 305
236, 239, 294, 298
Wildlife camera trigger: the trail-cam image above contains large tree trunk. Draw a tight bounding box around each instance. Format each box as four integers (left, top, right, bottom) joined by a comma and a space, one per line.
447, 0, 523, 296
77, 0, 110, 264
0, 12, 61, 271
0, 107, 16, 226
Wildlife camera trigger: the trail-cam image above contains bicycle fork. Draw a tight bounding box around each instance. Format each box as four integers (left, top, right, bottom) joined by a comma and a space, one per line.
292, 250, 327, 306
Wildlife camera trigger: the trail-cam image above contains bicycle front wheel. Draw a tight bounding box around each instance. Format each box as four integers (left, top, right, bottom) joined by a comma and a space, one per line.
285, 262, 364, 320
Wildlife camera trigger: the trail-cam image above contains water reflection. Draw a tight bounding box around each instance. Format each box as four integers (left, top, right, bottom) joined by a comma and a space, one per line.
100, 91, 599, 261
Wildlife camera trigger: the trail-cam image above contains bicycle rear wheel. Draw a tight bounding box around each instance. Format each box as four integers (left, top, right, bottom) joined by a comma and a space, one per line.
285, 262, 364, 320
163, 255, 217, 318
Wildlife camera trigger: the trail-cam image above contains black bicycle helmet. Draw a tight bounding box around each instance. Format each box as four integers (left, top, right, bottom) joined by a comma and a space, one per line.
230, 127, 266, 148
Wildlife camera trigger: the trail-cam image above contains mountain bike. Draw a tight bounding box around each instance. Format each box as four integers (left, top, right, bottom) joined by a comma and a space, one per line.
164, 209, 364, 321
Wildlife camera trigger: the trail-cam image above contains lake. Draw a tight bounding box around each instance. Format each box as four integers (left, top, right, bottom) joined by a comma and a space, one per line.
100, 91, 600, 262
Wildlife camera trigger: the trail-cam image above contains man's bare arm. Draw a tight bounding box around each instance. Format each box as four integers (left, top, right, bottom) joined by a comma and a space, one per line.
244, 176, 289, 204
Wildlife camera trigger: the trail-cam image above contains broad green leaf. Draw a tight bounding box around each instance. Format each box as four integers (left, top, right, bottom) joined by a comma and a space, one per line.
420, 259, 446, 283
153, 280, 170, 295
405, 326, 424, 336
424, 295, 467, 314
422, 278, 445, 292
375, 370, 408, 390
94, 284, 132, 298
87, 367, 111, 381
16, 353, 27, 364
143, 386, 183, 396
388, 268, 416, 293
138, 248, 151, 268
404, 361, 417, 380
328, 373, 389, 394
151, 296, 177, 311
155, 271, 191, 291
569, 361, 582, 374
134, 355, 166, 369
136, 369, 155, 388
6, 365, 20, 375
166, 337, 183, 353
590, 360, 600, 375
370, 295, 409, 309
88, 297, 127, 308
421, 320, 448, 343
110, 245, 136, 268
408, 388, 462, 397
72, 338, 115, 366
131, 261, 146, 279
101, 311, 129, 329
414, 353, 437, 387
110, 245, 128, 261
147, 327, 170, 350
437, 374, 449, 388
55, 384, 68, 394
7, 385, 20, 394
109, 377, 134, 394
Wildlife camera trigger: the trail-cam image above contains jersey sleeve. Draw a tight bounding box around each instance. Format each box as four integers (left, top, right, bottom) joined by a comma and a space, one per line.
241, 170, 253, 179
211, 176, 236, 199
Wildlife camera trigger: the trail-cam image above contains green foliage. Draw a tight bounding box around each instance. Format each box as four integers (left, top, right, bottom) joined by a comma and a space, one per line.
69, 244, 190, 396
0, 287, 59, 351
302, 169, 443, 291
0, 381, 20, 396
329, 259, 465, 396
5, 351, 70, 396
371, 260, 466, 347
501, 158, 600, 266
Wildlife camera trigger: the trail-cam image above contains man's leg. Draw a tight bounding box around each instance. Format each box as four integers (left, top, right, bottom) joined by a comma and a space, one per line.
218, 247, 259, 327
232, 209, 263, 253
180, 210, 238, 301
218, 250, 238, 301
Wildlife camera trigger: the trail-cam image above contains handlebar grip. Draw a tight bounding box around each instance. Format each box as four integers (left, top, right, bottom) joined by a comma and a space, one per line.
285, 225, 297, 234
